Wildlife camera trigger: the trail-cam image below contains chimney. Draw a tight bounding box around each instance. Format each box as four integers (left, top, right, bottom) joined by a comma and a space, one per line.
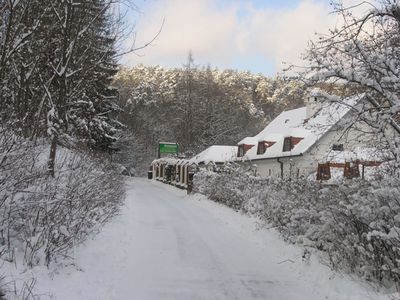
306, 88, 326, 119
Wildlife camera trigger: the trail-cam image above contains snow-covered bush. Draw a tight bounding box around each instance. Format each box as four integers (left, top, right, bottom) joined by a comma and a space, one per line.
193, 168, 400, 289
0, 129, 125, 267
193, 164, 267, 214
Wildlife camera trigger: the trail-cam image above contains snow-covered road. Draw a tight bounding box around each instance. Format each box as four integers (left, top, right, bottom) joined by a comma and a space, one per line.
34, 178, 388, 300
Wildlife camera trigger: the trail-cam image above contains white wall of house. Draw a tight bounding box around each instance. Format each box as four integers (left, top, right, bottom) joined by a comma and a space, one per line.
254, 156, 312, 179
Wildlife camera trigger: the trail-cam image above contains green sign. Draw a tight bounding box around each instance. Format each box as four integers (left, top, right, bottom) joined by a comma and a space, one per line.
159, 143, 179, 155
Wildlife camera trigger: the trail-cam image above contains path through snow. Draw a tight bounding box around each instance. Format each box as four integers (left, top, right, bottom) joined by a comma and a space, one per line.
27, 178, 392, 299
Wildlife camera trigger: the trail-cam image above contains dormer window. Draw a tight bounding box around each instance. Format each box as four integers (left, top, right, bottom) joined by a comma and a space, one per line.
257, 141, 276, 155
257, 142, 266, 154
238, 145, 245, 157
237, 144, 254, 157
283, 137, 292, 152
282, 137, 303, 152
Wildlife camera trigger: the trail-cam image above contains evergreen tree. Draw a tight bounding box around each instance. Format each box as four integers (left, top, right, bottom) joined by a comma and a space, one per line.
0, 0, 123, 175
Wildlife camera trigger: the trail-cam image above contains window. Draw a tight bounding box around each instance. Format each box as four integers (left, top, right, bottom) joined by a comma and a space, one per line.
332, 144, 344, 151
317, 163, 331, 180
257, 141, 276, 154
257, 142, 266, 154
283, 137, 292, 152
344, 162, 360, 179
283, 137, 303, 152
238, 144, 255, 156
237, 145, 244, 157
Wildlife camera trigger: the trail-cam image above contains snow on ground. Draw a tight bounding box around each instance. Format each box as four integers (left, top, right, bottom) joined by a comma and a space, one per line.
3, 178, 396, 300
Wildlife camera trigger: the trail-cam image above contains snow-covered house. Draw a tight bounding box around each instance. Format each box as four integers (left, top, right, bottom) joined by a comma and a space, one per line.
175, 145, 237, 188
237, 90, 396, 180
150, 145, 238, 189
189, 145, 238, 170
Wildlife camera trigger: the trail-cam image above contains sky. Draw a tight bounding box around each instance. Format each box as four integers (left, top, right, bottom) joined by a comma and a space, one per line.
120, 0, 367, 76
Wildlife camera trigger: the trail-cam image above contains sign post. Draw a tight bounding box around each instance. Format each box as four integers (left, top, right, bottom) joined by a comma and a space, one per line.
158, 142, 179, 158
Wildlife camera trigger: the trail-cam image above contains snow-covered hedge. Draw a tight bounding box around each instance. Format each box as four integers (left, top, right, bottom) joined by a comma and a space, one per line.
193, 166, 400, 289
0, 130, 125, 269
193, 166, 267, 214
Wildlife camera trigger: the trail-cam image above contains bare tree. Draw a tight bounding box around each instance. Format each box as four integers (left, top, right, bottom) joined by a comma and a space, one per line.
300, 0, 400, 161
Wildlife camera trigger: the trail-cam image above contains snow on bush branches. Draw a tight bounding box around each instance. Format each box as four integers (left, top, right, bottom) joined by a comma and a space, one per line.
0, 128, 125, 268
193, 165, 400, 289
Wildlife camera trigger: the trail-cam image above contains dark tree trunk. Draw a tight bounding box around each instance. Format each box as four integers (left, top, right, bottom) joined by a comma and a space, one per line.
48, 134, 58, 177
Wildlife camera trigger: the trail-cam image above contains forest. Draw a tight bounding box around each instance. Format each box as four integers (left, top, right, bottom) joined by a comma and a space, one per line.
113, 56, 308, 174
113, 57, 365, 175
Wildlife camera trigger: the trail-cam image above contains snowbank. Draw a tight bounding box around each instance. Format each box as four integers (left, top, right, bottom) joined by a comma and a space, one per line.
193, 167, 400, 293
0, 131, 125, 298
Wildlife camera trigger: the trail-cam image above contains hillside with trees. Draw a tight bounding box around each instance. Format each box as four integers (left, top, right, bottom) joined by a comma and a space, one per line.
0, 0, 126, 296
113, 54, 308, 174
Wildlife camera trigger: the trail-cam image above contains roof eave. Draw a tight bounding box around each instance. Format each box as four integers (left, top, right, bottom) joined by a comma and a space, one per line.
240, 152, 304, 162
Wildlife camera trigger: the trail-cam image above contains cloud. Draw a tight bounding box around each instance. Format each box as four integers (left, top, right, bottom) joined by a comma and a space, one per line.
121, 0, 359, 74
236, 1, 334, 71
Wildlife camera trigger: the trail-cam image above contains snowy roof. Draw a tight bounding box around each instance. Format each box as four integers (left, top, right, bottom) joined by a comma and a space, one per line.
189, 145, 238, 165
238, 136, 259, 145
159, 141, 177, 145
255, 107, 307, 139
151, 157, 179, 165
239, 94, 365, 160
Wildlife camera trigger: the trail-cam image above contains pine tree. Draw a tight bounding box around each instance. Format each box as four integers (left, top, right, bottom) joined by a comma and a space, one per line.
1, 0, 123, 175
